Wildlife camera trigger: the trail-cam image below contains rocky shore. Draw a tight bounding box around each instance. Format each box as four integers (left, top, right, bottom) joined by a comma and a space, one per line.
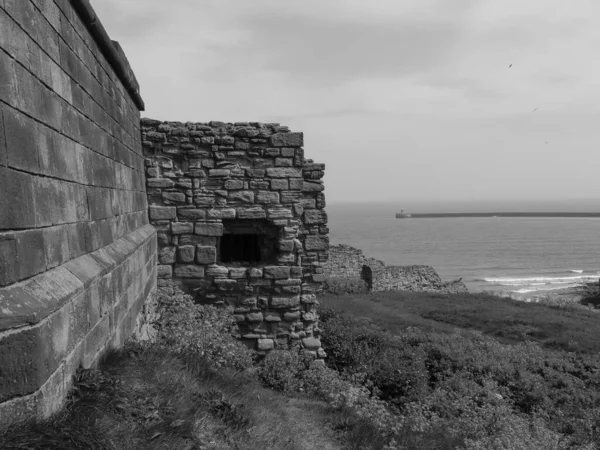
494, 280, 600, 308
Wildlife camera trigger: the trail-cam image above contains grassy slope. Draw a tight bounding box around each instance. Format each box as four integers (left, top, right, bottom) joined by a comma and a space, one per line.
6, 290, 600, 449
320, 291, 600, 354
0, 346, 342, 450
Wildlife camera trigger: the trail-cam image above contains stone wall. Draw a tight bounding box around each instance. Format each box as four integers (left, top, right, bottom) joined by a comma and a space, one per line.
324, 245, 468, 293
0, 0, 156, 423
142, 120, 328, 356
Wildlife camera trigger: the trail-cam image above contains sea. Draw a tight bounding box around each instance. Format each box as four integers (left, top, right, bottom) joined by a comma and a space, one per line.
327, 200, 600, 299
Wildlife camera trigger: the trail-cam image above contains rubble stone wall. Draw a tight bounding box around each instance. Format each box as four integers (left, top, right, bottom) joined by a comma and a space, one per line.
324, 245, 468, 293
142, 120, 328, 355
0, 0, 156, 423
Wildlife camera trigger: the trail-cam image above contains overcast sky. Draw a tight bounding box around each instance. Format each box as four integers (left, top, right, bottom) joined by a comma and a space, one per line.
93, 0, 600, 205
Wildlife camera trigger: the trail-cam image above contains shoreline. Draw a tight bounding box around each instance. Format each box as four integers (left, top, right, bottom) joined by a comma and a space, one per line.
396, 212, 600, 219
483, 281, 600, 307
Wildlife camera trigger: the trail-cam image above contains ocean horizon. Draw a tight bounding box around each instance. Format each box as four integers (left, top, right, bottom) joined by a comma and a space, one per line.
327, 200, 600, 298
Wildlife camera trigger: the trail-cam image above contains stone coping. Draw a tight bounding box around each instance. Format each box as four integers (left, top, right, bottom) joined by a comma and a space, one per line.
68, 0, 145, 111
0, 224, 156, 332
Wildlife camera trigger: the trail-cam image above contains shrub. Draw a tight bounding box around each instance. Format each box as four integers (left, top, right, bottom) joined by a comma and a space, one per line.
323, 276, 369, 295
258, 350, 306, 392
154, 288, 254, 371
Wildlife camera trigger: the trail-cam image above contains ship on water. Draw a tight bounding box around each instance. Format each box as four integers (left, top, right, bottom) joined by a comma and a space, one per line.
396, 208, 412, 219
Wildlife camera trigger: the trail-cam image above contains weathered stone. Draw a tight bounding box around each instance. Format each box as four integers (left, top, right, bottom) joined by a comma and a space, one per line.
264, 266, 290, 279
255, 191, 278, 204
177, 208, 206, 220
275, 158, 293, 167
270, 179, 289, 190
229, 191, 254, 203
246, 312, 263, 322
180, 235, 217, 246
157, 265, 173, 278
302, 181, 324, 192
271, 296, 300, 309
300, 294, 317, 304
283, 311, 301, 321
147, 178, 175, 188
195, 223, 223, 236
162, 192, 186, 204
229, 268, 247, 279
302, 312, 317, 322
238, 207, 266, 219
223, 180, 243, 190
215, 279, 238, 291
242, 297, 257, 306
264, 312, 282, 322
304, 235, 328, 251
171, 222, 194, 234
246, 169, 265, 177
257, 339, 274, 351
174, 265, 205, 278
267, 207, 293, 219
209, 169, 230, 177
149, 206, 177, 220
270, 132, 303, 147
265, 168, 302, 178
206, 265, 229, 277
248, 268, 263, 278
177, 245, 195, 263
303, 210, 327, 225
158, 246, 176, 264
278, 240, 294, 252
249, 180, 269, 189
196, 246, 217, 264
301, 337, 321, 351
207, 208, 236, 219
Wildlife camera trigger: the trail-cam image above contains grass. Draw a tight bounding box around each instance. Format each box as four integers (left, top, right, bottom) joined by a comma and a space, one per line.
0, 344, 343, 450
320, 290, 600, 354
7, 289, 600, 449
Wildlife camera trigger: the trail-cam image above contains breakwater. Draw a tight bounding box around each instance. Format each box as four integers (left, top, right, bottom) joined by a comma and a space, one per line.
396, 212, 600, 219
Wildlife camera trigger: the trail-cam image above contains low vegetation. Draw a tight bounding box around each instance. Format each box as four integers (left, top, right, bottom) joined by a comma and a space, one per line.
4, 288, 600, 449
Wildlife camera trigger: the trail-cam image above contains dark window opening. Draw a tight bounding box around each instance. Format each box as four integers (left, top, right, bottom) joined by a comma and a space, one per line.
220, 234, 262, 263
219, 219, 278, 265
361, 265, 373, 291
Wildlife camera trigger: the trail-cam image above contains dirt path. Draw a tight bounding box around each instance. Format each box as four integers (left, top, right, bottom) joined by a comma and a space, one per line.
284, 397, 343, 450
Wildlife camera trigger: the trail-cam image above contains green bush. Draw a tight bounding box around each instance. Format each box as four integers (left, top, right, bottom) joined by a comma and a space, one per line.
154, 289, 255, 371
323, 276, 369, 295
258, 350, 306, 392
318, 307, 600, 449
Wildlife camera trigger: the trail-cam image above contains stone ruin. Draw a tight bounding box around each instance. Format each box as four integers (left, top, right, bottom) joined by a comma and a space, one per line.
324, 244, 468, 294
141, 119, 328, 356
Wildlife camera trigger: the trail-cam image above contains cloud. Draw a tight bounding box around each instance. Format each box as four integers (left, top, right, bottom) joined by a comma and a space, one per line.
92, 0, 600, 202
196, 11, 466, 86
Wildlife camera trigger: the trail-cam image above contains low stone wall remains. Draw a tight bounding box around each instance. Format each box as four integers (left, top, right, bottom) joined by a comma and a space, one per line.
324, 244, 468, 293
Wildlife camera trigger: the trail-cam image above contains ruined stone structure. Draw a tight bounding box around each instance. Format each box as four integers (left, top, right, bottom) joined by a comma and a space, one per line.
141, 120, 328, 355
0, 0, 156, 422
324, 244, 468, 294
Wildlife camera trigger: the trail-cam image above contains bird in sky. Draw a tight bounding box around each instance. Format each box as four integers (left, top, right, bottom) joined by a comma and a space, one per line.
532, 108, 539, 112
509, 64, 512, 68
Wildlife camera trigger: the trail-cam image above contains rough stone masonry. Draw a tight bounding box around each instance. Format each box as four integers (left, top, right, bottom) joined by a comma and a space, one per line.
141, 119, 328, 356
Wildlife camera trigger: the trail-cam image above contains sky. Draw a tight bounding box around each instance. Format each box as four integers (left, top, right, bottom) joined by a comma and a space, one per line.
92, 0, 600, 205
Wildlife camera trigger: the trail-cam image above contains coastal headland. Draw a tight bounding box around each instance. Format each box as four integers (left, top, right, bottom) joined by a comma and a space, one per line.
396, 212, 600, 218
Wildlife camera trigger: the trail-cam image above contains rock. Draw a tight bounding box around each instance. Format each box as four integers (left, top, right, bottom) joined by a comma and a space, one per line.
302, 337, 321, 351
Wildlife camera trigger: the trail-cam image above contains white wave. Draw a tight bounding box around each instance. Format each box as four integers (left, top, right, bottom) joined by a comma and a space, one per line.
514, 284, 578, 294
483, 275, 599, 285
571, 270, 584, 273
